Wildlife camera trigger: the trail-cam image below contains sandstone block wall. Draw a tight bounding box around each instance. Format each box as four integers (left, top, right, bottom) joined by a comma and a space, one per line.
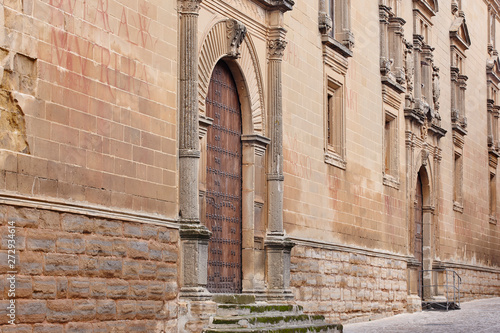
291, 245, 407, 324
0, 0, 178, 217
452, 268, 500, 301
0, 205, 179, 331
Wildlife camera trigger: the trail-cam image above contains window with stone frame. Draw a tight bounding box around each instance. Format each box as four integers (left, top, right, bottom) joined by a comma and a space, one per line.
487, 71, 500, 154
490, 169, 497, 224
324, 78, 346, 169
449, 7, 470, 133
384, 111, 398, 179
488, 5, 496, 55
411, 0, 440, 115
319, 0, 354, 55
487, 5, 499, 224
379, 0, 405, 90
453, 149, 464, 212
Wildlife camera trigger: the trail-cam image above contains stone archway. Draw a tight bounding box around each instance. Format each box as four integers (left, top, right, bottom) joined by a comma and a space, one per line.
416, 165, 433, 299
197, 19, 269, 295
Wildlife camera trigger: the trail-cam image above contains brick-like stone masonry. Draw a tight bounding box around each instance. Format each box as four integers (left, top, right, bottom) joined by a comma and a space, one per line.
291, 245, 407, 324
0, 205, 179, 332
452, 268, 500, 301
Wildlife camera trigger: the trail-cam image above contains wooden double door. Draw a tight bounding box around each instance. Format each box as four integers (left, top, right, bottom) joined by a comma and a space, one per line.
205, 61, 242, 293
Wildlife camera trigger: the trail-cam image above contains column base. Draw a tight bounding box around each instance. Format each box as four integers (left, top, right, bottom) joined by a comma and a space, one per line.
179, 286, 212, 300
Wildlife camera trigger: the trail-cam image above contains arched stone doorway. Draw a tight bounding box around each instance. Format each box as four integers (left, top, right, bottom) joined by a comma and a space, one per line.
409, 165, 434, 301
197, 19, 271, 296
415, 173, 424, 297
205, 60, 243, 293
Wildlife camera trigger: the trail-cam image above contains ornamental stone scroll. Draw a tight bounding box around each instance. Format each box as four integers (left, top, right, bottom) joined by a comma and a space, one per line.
227, 19, 247, 58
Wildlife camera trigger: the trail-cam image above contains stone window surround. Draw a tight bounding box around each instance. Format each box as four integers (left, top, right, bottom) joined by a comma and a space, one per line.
383, 109, 400, 189
379, 0, 406, 92
324, 76, 346, 169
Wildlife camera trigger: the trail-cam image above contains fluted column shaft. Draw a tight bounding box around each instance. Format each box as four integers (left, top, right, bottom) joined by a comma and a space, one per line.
267, 32, 287, 235
265, 27, 294, 300
178, 0, 211, 299
179, 0, 201, 222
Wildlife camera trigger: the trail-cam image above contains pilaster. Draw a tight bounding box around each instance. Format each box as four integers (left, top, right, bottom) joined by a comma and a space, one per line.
178, 0, 212, 299
265, 20, 295, 300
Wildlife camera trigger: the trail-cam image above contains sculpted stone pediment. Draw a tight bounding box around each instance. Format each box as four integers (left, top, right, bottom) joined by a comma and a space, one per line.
487, 55, 500, 85
450, 16, 471, 51
413, 0, 438, 17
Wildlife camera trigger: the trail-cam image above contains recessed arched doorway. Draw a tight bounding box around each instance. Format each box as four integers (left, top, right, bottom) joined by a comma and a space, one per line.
415, 173, 424, 297
205, 60, 243, 293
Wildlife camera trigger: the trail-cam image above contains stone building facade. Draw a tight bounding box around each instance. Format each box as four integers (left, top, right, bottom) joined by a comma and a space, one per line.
0, 0, 498, 331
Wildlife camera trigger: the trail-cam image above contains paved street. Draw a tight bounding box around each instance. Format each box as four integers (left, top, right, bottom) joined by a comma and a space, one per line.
343, 297, 500, 333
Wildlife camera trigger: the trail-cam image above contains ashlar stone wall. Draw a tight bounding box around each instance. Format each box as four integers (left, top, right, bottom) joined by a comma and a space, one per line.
291, 245, 407, 324
0, 205, 179, 332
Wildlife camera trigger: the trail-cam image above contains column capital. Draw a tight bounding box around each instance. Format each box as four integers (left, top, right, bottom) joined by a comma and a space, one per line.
268, 38, 287, 60
178, 0, 202, 13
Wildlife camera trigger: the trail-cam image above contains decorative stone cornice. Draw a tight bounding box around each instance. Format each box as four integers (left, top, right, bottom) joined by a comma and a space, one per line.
413, 0, 439, 17
450, 16, 471, 51
251, 0, 294, 12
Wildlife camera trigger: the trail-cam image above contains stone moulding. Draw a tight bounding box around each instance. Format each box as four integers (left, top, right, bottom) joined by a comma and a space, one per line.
289, 236, 412, 262
0, 191, 179, 228
250, 0, 294, 12
198, 19, 266, 134
434, 260, 500, 274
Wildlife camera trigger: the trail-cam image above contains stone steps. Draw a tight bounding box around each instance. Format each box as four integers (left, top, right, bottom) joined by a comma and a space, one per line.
203, 299, 342, 333
204, 324, 343, 333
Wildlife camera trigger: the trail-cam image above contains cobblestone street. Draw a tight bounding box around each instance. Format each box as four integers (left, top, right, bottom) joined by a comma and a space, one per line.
343, 297, 500, 333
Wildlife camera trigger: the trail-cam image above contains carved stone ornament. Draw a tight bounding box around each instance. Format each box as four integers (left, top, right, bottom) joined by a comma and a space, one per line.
227, 20, 247, 58
421, 148, 429, 166
432, 65, 440, 110
421, 118, 429, 140
318, 12, 332, 35
268, 39, 287, 59
178, 0, 201, 13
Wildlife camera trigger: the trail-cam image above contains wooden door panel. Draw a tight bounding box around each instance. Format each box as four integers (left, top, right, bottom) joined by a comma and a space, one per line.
205, 61, 242, 293
415, 175, 423, 297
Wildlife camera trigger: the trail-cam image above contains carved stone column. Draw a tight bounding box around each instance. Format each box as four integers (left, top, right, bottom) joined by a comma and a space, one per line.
178, 0, 211, 299
413, 36, 423, 102
265, 26, 294, 300
379, 4, 390, 76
